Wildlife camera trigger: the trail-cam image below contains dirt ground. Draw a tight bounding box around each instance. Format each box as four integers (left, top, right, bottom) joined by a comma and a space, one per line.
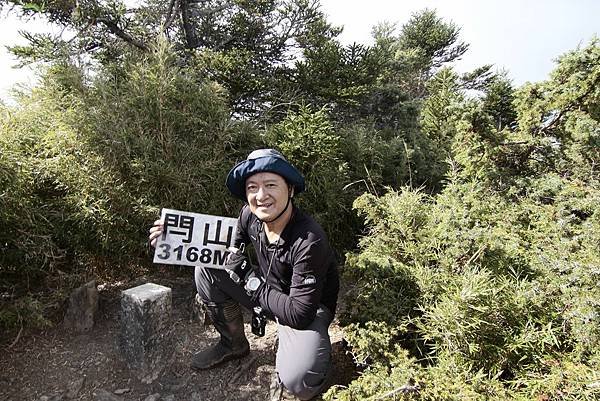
0, 272, 357, 401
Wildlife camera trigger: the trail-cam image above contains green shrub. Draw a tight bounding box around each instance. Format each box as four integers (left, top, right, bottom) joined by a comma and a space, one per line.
0, 40, 261, 334
331, 177, 600, 399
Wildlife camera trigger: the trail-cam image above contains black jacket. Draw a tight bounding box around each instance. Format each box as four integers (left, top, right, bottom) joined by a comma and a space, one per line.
234, 204, 339, 329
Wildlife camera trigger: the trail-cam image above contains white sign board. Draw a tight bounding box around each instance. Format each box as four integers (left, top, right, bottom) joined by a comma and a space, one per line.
153, 208, 237, 268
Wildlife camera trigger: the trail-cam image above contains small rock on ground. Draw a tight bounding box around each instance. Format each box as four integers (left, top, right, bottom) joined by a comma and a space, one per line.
95, 389, 124, 401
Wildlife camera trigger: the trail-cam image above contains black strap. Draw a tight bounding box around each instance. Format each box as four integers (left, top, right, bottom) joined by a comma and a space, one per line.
260, 196, 291, 224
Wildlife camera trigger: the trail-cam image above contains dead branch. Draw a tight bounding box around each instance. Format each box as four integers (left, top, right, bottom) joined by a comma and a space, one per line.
162, 0, 178, 32
8, 325, 23, 349
373, 383, 421, 400
96, 17, 148, 51
537, 72, 600, 137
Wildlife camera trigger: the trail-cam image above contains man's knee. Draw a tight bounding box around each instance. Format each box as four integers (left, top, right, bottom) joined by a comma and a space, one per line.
278, 363, 329, 400
194, 265, 255, 309
194, 266, 215, 302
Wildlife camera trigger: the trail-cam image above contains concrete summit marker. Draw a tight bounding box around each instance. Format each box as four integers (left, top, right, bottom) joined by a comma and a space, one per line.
119, 283, 174, 383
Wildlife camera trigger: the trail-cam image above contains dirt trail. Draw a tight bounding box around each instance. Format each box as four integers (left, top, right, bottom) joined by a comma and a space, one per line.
0, 274, 355, 401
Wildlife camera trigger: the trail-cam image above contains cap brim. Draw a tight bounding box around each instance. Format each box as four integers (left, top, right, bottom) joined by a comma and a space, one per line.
226, 157, 305, 201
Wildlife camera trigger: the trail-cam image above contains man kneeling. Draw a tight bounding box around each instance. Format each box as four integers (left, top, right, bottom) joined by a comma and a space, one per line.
149, 149, 339, 400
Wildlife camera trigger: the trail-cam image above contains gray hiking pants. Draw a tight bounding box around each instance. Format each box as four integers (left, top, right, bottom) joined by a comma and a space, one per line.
195, 266, 333, 400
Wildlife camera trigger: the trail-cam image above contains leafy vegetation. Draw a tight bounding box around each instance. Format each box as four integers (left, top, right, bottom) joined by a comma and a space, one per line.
328, 39, 600, 400
1, 1, 599, 398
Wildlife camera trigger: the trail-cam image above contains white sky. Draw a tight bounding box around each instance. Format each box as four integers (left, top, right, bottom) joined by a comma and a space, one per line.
319, 0, 599, 83
1, 0, 599, 102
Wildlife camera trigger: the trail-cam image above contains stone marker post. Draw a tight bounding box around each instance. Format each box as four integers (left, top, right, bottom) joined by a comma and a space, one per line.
64, 280, 99, 332
119, 283, 174, 383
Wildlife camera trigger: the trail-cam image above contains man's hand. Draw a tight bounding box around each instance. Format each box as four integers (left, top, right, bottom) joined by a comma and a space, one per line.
225, 247, 252, 284
148, 219, 164, 248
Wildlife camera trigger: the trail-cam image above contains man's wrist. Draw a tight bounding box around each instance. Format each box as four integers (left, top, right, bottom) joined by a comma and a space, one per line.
244, 273, 265, 298
244, 275, 262, 292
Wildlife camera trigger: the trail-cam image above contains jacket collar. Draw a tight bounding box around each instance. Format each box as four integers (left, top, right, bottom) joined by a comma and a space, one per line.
256, 206, 298, 248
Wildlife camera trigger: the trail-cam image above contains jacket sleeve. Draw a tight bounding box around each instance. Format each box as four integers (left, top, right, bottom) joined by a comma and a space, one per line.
257, 234, 330, 329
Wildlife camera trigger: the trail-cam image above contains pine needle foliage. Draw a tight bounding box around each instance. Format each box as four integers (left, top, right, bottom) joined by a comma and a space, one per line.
327, 39, 600, 400
0, 39, 261, 331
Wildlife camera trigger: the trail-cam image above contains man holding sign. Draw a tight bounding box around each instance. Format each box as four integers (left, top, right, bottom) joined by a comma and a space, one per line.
152, 210, 238, 267
148, 149, 339, 400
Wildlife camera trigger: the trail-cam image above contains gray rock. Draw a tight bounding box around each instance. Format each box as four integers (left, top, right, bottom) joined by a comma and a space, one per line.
191, 293, 210, 325
39, 393, 64, 401
63, 281, 99, 333
119, 283, 174, 384
113, 388, 130, 395
94, 389, 124, 401
164, 375, 189, 391
143, 394, 161, 401
66, 377, 85, 399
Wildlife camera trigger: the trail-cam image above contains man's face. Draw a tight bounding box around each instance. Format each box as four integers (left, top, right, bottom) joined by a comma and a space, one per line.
245, 172, 291, 222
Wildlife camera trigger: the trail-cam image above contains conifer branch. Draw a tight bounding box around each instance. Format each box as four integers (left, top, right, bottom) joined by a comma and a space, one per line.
96, 17, 148, 51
